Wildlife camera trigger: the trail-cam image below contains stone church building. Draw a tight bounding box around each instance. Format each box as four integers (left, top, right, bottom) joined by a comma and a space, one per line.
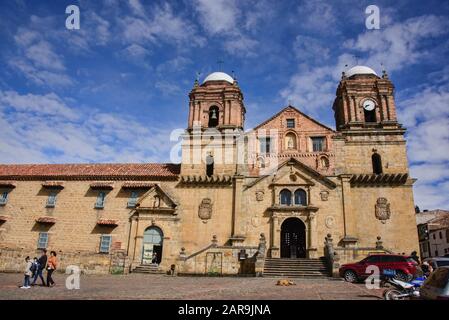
0, 66, 419, 276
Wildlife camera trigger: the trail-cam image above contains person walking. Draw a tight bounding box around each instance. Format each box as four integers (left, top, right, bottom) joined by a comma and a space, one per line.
20, 256, 32, 289
410, 251, 420, 264
31, 249, 47, 286
46, 251, 58, 287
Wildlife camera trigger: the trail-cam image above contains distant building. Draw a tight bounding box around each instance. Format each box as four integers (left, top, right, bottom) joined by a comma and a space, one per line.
416, 210, 449, 258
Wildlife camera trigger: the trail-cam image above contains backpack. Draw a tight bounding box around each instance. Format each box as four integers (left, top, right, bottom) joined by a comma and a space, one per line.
30, 262, 37, 273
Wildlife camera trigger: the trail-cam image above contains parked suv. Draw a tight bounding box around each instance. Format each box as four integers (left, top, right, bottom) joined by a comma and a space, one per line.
339, 254, 417, 283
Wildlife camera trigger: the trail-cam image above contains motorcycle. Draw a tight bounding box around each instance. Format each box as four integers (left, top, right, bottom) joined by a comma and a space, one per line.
381, 270, 425, 300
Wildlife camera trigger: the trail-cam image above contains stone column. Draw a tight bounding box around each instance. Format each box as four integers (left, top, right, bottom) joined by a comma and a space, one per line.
127, 217, 138, 266
231, 175, 245, 239
340, 175, 357, 239
133, 219, 145, 266
352, 96, 358, 121
307, 212, 318, 258
271, 215, 280, 258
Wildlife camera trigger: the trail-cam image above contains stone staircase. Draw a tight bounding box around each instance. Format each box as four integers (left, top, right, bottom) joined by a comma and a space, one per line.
262, 258, 330, 278
132, 264, 165, 274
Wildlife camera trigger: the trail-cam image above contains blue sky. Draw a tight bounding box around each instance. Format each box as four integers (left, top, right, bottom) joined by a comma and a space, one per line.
0, 0, 448, 210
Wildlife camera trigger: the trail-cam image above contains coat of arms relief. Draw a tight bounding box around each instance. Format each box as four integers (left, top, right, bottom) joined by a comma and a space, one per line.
375, 197, 391, 223
198, 198, 213, 222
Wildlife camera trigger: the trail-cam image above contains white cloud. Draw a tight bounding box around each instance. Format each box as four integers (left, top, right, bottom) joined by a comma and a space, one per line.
296, 0, 337, 33
192, 0, 258, 56
344, 15, 449, 72
293, 35, 331, 62
194, 0, 239, 35
155, 81, 182, 97
119, 3, 206, 48
0, 90, 176, 164
0, 91, 78, 120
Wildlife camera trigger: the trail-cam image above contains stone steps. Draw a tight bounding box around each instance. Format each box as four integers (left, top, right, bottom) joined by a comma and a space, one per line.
263, 258, 330, 278
132, 264, 165, 274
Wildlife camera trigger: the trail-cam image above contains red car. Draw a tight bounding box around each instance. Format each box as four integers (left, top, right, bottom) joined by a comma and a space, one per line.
339, 254, 418, 283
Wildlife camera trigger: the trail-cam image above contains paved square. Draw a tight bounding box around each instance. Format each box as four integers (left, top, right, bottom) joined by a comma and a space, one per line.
0, 273, 383, 300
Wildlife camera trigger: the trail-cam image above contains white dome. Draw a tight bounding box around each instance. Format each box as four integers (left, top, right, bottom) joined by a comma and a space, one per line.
202, 72, 234, 84
346, 65, 378, 78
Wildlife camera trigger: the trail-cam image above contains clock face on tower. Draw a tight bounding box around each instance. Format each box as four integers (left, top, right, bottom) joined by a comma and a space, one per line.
362, 99, 376, 111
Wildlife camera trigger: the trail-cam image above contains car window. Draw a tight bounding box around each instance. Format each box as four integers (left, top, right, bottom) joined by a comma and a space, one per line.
382, 255, 405, 263
435, 261, 449, 267
406, 257, 417, 264
364, 255, 381, 263
425, 269, 449, 289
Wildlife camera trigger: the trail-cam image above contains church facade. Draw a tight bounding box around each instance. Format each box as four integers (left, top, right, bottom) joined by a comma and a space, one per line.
0, 66, 419, 275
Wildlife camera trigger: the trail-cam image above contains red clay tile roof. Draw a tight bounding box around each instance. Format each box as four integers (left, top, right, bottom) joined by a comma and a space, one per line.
36, 216, 56, 224
90, 181, 114, 189
0, 163, 180, 180
0, 181, 16, 187
97, 219, 118, 226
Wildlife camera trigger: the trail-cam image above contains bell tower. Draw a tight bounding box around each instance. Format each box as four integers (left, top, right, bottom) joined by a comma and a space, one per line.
332, 65, 408, 175
333, 65, 400, 131
181, 71, 246, 177
187, 72, 245, 130
331, 65, 418, 252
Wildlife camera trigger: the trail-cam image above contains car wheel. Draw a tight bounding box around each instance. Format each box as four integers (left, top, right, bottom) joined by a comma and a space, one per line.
394, 271, 410, 282
343, 270, 358, 283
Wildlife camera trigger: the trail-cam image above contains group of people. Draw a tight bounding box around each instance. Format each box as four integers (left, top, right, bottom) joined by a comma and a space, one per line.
410, 251, 434, 278
21, 249, 58, 289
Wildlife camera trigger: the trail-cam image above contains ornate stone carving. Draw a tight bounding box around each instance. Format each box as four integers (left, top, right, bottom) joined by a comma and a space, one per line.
320, 190, 329, 201
307, 211, 316, 222
255, 190, 264, 201
325, 216, 335, 229
198, 198, 212, 221
251, 216, 259, 227
375, 197, 391, 223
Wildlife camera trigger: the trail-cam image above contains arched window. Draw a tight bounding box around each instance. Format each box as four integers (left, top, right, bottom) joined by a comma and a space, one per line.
208, 106, 219, 127
294, 189, 307, 206
280, 189, 292, 205
372, 153, 382, 174
206, 155, 214, 177
364, 109, 376, 123
285, 132, 297, 150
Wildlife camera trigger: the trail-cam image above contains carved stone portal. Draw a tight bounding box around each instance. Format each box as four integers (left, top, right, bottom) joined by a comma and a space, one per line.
198, 198, 213, 221
375, 197, 391, 224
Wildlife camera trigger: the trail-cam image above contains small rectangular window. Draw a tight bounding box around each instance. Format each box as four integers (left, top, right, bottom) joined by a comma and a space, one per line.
311, 137, 325, 152
46, 192, 57, 208
286, 119, 295, 128
0, 191, 8, 205
95, 191, 106, 209
127, 191, 139, 208
37, 232, 48, 249
99, 235, 112, 253
259, 137, 271, 154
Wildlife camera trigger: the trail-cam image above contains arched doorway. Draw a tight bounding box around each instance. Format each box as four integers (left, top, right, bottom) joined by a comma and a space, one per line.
280, 218, 306, 258
142, 226, 163, 265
